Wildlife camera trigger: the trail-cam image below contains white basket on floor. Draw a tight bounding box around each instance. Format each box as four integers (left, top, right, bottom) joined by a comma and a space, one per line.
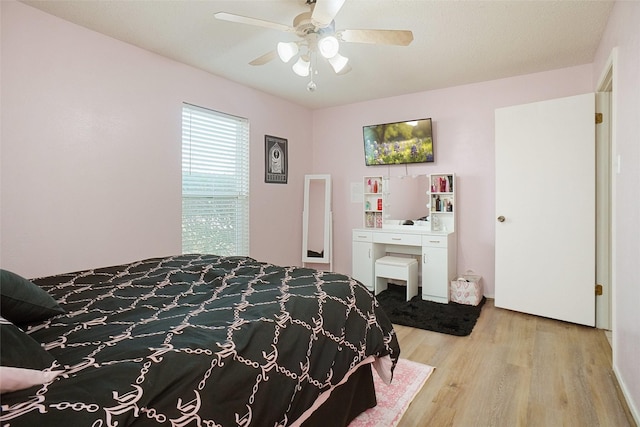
450, 271, 483, 306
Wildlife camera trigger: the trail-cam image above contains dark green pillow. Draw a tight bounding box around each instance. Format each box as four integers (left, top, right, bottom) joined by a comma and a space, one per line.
0, 316, 55, 370
0, 315, 61, 393
0, 269, 65, 324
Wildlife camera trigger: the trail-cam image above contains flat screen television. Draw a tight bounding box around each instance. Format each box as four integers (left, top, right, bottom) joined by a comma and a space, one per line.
363, 118, 434, 166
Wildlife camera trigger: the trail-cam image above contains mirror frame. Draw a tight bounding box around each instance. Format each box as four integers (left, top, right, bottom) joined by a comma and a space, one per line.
302, 174, 332, 268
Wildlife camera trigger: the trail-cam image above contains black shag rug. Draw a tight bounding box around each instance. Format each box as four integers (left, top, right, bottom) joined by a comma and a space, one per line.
376, 284, 486, 336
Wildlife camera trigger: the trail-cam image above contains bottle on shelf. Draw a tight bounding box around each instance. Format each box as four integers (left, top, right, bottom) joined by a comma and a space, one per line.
363, 176, 385, 228
427, 173, 456, 232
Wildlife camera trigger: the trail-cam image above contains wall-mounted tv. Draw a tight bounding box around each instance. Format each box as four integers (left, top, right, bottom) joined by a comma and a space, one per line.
363, 118, 434, 166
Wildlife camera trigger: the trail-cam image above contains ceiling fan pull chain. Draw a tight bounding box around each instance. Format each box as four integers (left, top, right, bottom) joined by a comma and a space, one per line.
307, 64, 317, 92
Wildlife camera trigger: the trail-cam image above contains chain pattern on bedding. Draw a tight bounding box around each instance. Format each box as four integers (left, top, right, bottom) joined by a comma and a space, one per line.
0, 254, 399, 427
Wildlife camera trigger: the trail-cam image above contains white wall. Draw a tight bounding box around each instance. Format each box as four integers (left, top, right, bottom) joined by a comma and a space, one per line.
311, 65, 593, 297
0, 1, 312, 278
592, 1, 640, 422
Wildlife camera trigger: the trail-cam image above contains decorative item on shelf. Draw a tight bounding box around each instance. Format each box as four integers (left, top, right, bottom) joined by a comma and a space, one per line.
366, 212, 374, 228
432, 215, 440, 231
431, 175, 453, 193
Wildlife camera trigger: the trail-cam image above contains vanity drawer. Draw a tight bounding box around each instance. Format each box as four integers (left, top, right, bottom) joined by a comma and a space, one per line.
373, 232, 422, 246
422, 235, 448, 248
352, 230, 373, 242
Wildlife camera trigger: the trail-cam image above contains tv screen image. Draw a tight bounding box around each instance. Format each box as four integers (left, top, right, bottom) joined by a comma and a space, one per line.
363, 118, 433, 166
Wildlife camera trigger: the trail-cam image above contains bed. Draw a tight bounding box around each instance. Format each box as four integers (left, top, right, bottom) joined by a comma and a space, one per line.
0, 254, 400, 426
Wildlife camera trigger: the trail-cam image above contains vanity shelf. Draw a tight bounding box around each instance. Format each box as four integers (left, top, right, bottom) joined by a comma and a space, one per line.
427, 173, 456, 232
363, 176, 385, 228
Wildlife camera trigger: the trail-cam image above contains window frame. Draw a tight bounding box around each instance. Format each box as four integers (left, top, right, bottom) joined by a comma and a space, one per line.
181, 103, 250, 256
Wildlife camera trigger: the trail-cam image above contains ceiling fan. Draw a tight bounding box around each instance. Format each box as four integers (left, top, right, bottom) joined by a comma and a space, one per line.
214, 0, 413, 91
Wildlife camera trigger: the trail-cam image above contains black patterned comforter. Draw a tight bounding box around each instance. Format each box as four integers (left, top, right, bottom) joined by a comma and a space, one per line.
0, 254, 399, 426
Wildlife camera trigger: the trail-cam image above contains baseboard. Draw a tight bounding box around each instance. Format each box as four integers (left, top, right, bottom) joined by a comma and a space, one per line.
614, 364, 640, 426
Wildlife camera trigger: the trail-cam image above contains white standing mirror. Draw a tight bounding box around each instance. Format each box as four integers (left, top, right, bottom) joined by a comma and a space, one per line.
302, 174, 332, 269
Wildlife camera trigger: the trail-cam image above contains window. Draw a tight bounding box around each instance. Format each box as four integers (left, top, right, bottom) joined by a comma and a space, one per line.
182, 104, 249, 256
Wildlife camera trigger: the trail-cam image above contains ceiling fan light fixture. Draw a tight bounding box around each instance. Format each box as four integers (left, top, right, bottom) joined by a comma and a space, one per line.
328, 53, 349, 73
217, 3, 414, 90
292, 57, 311, 77
277, 41, 299, 63
318, 35, 340, 59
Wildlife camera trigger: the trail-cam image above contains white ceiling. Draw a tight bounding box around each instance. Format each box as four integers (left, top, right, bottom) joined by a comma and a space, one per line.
21, 0, 614, 109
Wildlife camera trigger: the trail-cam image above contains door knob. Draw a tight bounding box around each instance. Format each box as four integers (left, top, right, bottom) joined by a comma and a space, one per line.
497, 216, 505, 222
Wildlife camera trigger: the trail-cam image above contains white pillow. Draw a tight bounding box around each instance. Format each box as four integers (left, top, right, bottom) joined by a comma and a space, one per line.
0, 366, 62, 394
0, 315, 62, 393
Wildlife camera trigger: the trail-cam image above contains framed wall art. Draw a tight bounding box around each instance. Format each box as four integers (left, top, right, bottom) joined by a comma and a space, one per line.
265, 135, 288, 184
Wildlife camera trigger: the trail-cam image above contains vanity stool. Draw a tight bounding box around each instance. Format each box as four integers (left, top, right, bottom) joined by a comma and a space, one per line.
375, 256, 418, 301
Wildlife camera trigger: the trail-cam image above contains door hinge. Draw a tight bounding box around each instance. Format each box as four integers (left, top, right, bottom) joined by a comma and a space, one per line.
595, 113, 603, 124
595, 284, 603, 295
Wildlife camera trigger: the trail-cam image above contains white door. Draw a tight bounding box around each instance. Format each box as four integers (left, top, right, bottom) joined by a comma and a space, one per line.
495, 93, 595, 326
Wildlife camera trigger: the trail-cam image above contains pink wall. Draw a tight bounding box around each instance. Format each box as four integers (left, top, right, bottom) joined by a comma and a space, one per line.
0, 1, 312, 278
311, 66, 593, 297
2, 0, 638, 420
0, 0, 594, 295
592, 1, 640, 421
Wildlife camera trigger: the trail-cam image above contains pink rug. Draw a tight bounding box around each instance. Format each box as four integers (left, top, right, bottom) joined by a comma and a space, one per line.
350, 359, 435, 427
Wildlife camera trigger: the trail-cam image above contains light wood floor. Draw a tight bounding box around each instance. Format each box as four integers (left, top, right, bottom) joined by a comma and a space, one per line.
394, 299, 636, 427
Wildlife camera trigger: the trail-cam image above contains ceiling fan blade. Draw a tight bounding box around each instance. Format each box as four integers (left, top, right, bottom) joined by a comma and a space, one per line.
311, 0, 346, 28
336, 64, 352, 75
214, 12, 293, 33
340, 29, 414, 46
249, 50, 278, 66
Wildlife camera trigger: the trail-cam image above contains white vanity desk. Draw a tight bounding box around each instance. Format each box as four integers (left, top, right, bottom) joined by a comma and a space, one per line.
352, 226, 456, 304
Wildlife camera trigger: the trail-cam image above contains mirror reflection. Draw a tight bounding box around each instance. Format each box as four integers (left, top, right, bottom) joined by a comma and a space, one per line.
385, 175, 429, 223
306, 179, 326, 257
302, 175, 332, 268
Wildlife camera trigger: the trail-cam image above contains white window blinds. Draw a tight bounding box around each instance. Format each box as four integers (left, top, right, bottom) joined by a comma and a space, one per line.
182, 104, 250, 256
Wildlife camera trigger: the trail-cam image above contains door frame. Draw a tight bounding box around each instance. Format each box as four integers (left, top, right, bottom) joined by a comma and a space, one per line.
595, 48, 618, 336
